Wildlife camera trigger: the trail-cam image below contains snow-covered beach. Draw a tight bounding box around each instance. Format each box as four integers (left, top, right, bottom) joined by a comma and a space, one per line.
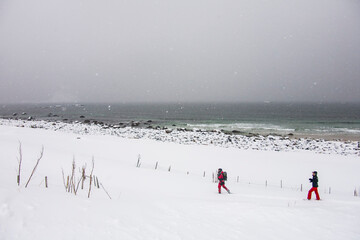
1, 119, 360, 240
1, 118, 359, 156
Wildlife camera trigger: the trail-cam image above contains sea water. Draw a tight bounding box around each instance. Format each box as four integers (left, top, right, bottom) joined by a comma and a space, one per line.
1, 102, 360, 140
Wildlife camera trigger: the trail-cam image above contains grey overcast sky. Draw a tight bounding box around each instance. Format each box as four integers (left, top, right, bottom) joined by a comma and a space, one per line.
0, 0, 359, 103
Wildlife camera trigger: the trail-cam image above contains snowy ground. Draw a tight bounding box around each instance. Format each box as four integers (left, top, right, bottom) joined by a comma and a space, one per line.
1, 124, 360, 240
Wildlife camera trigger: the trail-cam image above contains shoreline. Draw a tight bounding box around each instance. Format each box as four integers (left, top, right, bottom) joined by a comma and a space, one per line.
287, 132, 360, 142
2, 115, 360, 142
1, 118, 359, 156
1, 102, 360, 143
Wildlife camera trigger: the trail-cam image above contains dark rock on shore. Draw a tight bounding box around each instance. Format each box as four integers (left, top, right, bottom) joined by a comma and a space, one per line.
221, 130, 232, 135
131, 121, 140, 127
246, 133, 259, 137
177, 128, 193, 132
232, 130, 247, 135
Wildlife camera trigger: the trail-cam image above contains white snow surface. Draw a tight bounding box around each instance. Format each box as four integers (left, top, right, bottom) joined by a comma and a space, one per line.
0, 123, 360, 240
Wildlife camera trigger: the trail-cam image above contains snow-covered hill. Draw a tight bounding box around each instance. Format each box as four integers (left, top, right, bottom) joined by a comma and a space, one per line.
1, 125, 360, 240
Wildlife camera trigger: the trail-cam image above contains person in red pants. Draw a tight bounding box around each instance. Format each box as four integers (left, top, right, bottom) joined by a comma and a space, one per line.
307, 171, 320, 200
217, 168, 230, 194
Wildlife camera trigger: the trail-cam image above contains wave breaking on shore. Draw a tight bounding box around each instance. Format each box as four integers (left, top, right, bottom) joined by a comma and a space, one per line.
1, 118, 359, 157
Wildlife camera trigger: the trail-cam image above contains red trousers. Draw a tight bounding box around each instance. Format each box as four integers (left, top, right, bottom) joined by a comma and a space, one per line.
307, 187, 320, 200
218, 182, 229, 193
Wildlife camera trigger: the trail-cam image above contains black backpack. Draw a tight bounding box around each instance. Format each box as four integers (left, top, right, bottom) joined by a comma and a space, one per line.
223, 171, 227, 181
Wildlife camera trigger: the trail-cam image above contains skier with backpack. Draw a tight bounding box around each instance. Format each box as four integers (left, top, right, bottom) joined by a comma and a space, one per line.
217, 168, 230, 194
307, 171, 320, 200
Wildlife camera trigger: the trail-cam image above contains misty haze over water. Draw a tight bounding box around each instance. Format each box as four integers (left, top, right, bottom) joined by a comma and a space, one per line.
0, 0, 359, 103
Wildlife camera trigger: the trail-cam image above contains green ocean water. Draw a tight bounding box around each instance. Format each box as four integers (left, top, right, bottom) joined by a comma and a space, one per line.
1, 102, 360, 139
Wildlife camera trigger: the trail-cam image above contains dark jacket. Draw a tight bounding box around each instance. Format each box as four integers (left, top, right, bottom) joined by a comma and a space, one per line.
218, 171, 225, 182
309, 175, 319, 188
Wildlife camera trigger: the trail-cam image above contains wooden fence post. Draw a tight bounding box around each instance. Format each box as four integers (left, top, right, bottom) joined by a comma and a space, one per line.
136, 154, 141, 168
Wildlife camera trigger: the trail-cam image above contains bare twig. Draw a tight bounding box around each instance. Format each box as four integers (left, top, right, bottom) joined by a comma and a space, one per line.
100, 183, 112, 199
96, 176, 100, 189
25, 145, 44, 188
61, 168, 67, 191
88, 157, 95, 198
71, 158, 76, 194
66, 176, 70, 191
17, 142, 23, 186
75, 176, 83, 193
81, 164, 86, 190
